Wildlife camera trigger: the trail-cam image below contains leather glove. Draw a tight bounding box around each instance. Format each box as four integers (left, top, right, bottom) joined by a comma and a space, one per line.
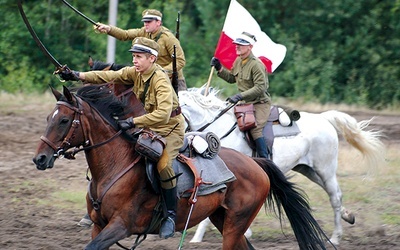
59, 68, 80, 81
226, 93, 243, 104
117, 117, 135, 131
210, 57, 222, 71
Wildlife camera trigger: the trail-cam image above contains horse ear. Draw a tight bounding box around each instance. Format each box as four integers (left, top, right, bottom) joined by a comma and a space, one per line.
88, 55, 93, 69
62, 85, 73, 102
50, 85, 62, 101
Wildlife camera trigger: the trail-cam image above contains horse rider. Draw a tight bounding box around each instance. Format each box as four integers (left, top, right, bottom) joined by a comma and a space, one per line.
59, 37, 185, 239
94, 9, 187, 91
210, 31, 271, 159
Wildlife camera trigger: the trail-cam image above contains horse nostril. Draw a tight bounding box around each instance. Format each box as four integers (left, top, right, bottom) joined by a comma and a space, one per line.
33, 154, 47, 166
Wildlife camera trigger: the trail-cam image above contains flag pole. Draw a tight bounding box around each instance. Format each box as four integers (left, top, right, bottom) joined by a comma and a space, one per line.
203, 66, 214, 96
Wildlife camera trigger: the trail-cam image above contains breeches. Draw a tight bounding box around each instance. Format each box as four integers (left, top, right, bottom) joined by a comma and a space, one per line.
157, 128, 184, 189
250, 102, 271, 140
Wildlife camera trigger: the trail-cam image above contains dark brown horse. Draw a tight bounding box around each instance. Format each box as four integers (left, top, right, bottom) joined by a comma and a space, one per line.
33, 85, 332, 250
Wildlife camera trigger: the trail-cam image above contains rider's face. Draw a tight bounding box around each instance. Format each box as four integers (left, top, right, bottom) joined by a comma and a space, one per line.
143, 20, 161, 33
132, 53, 155, 73
235, 44, 252, 58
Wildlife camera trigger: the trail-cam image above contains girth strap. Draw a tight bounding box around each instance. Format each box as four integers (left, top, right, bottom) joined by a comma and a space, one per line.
88, 153, 142, 211
177, 153, 212, 204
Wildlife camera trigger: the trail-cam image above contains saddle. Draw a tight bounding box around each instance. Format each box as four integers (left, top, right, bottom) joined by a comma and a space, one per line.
244, 105, 301, 158
145, 132, 236, 202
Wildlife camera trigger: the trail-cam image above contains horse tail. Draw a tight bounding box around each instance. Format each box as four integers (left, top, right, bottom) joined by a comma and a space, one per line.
254, 157, 334, 250
320, 110, 385, 170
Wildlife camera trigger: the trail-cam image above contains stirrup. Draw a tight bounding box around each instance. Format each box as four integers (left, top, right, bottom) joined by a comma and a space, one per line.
159, 217, 175, 239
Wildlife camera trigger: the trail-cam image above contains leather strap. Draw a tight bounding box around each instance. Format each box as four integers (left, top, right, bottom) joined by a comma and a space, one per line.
170, 106, 181, 118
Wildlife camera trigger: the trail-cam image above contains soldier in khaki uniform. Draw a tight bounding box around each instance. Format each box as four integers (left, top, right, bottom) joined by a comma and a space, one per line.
95, 9, 187, 91
210, 32, 271, 159
60, 37, 184, 239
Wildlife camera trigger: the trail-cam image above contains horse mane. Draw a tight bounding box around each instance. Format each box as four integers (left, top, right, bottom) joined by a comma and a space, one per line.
76, 84, 131, 127
183, 87, 228, 112
89, 59, 127, 71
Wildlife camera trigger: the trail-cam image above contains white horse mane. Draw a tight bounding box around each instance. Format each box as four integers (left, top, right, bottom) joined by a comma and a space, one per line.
182, 87, 228, 112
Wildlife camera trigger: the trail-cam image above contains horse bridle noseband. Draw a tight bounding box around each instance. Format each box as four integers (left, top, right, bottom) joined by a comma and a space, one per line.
40, 96, 122, 159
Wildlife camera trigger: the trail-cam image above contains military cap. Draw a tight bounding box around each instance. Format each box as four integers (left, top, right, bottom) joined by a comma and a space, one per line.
141, 9, 162, 22
233, 32, 257, 46
129, 37, 160, 57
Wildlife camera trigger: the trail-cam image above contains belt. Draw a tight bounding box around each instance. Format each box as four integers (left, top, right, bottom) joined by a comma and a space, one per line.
170, 106, 182, 118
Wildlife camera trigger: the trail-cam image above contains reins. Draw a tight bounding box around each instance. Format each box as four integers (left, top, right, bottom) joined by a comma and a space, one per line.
196, 103, 236, 132
40, 97, 123, 159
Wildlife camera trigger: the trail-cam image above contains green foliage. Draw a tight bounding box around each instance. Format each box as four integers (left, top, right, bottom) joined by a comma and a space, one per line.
1, 0, 399, 108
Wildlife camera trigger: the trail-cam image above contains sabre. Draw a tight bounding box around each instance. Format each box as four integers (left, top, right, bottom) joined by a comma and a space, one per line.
61, 0, 99, 26
17, 0, 69, 81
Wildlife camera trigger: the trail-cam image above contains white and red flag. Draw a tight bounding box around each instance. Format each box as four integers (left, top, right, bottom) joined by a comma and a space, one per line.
214, 0, 286, 73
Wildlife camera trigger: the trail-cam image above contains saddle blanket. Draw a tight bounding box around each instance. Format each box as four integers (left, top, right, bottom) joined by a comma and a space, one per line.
173, 155, 236, 198
272, 121, 301, 137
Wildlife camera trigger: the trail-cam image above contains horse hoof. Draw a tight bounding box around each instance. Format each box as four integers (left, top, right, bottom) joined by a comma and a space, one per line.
77, 217, 93, 227
347, 213, 355, 224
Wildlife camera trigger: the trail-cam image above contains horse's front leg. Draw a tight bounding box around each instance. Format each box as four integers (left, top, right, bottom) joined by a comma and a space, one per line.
85, 219, 129, 250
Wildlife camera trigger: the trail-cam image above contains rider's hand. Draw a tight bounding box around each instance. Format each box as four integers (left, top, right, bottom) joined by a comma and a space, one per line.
59, 68, 80, 81
94, 22, 111, 34
117, 117, 135, 131
226, 93, 243, 104
210, 57, 222, 71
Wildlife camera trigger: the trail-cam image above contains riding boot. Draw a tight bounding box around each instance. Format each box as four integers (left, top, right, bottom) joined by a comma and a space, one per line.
159, 186, 177, 239
255, 137, 269, 159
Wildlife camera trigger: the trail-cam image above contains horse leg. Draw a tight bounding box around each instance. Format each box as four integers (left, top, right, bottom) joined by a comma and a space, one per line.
85, 219, 129, 250
190, 218, 211, 243
208, 206, 257, 250
190, 217, 253, 243
294, 164, 352, 245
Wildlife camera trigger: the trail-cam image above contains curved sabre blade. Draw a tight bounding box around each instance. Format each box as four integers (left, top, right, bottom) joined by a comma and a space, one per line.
17, 0, 63, 70
61, 0, 99, 26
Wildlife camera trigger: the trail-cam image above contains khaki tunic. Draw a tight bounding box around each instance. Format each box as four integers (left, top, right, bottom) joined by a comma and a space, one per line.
217, 52, 271, 139
84, 64, 185, 187
108, 25, 186, 83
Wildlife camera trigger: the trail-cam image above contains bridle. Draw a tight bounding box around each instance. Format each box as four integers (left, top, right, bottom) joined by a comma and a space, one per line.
40, 95, 122, 159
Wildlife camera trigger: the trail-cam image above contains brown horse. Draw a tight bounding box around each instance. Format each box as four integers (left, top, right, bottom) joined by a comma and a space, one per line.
33, 85, 332, 250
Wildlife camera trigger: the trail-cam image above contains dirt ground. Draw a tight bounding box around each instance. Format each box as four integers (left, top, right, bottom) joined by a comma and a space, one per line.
1, 96, 399, 250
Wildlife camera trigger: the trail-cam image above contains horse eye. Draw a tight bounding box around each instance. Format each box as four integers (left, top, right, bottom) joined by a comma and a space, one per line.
60, 118, 69, 124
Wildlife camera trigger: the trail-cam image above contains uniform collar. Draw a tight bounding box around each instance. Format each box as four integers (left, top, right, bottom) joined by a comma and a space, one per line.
141, 64, 157, 82
240, 51, 255, 65
149, 27, 162, 39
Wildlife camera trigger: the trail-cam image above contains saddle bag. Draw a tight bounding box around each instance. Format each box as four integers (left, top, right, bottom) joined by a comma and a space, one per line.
234, 104, 257, 131
135, 129, 166, 162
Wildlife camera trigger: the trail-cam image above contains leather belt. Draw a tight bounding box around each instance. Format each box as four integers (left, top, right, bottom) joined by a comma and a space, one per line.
170, 106, 182, 118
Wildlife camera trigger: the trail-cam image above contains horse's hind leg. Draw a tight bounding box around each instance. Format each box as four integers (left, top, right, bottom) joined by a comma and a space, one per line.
190, 217, 252, 243
209, 211, 255, 250
294, 164, 353, 245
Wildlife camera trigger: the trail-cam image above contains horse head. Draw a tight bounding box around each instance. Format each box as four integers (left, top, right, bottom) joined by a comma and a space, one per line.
33, 84, 131, 170
33, 86, 83, 170
179, 87, 234, 132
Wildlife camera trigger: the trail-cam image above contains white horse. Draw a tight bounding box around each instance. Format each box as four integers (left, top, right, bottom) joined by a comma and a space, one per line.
178, 88, 385, 245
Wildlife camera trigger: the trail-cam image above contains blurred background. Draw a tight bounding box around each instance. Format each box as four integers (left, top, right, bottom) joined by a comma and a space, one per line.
1, 0, 399, 109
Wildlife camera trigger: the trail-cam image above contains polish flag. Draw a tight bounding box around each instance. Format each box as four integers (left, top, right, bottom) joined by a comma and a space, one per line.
214, 0, 286, 73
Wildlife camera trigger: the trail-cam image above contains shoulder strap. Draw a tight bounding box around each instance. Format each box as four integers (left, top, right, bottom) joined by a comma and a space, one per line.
154, 31, 164, 42
140, 72, 157, 105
